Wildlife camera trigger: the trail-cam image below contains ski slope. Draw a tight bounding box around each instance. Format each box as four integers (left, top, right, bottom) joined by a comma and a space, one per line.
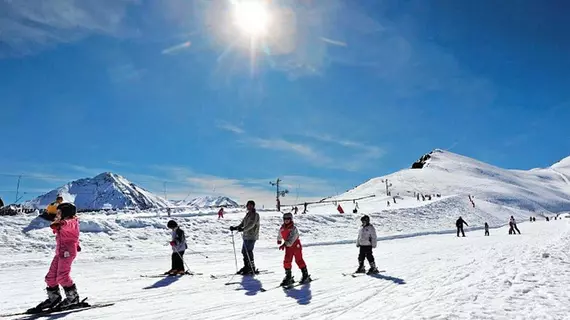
1, 219, 569, 320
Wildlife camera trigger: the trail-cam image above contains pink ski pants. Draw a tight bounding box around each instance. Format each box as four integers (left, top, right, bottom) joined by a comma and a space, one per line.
45, 253, 76, 287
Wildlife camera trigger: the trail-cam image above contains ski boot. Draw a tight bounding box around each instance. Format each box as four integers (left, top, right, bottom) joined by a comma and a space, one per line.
56, 284, 80, 310
367, 261, 379, 275
236, 259, 251, 275
27, 286, 62, 314
280, 268, 294, 288
299, 267, 312, 284
355, 261, 366, 274
163, 269, 175, 275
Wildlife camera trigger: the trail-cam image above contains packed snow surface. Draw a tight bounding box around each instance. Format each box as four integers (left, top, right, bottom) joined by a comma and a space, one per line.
1, 216, 568, 320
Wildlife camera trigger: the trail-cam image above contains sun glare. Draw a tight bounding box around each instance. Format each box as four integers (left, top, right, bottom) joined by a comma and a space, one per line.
233, 0, 271, 37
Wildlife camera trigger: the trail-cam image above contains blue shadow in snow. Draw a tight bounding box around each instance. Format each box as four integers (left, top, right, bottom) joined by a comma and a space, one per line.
369, 273, 406, 285
284, 283, 312, 305
235, 276, 264, 296
143, 276, 181, 289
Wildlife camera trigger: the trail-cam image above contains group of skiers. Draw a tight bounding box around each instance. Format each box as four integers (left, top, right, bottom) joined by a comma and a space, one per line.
31, 195, 543, 315
456, 215, 522, 237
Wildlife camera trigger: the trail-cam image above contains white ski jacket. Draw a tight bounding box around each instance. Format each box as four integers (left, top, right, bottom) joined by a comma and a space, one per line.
357, 224, 377, 248
171, 228, 187, 253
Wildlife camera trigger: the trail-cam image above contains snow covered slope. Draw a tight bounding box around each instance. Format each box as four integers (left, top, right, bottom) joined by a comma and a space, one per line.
178, 196, 240, 208
25, 172, 170, 211
1, 218, 569, 320
331, 149, 570, 214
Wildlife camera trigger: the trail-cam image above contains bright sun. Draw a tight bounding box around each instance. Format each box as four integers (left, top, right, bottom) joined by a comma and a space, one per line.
233, 0, 271, 38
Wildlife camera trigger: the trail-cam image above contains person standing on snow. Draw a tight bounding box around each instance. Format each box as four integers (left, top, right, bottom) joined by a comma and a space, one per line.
484, 222, 490, 236
29, 203, 82, 313
355, 215, 379, 274
277, 212, 311, 287
41, 196, 64, 221
229, 200, 260, 275
509, 216, 521, 235
456, 216, 468, 237
165, 220, 188, 276
218, 207, 224, 219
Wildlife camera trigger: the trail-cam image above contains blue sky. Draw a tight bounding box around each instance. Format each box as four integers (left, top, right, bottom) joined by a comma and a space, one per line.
0, 0, 569, 206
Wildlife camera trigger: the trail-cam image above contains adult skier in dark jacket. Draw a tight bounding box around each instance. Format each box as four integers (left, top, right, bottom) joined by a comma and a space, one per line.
456, 217, 468, 237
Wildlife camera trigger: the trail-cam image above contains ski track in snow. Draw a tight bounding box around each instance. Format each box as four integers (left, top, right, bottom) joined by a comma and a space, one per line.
1, 220, 569, 320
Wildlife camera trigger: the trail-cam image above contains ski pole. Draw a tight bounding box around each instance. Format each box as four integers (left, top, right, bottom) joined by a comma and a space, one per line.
231, 231, 238, 273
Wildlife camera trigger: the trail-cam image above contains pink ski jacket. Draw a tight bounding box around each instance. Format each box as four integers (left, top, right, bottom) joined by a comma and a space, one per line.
52, 218, 80, 257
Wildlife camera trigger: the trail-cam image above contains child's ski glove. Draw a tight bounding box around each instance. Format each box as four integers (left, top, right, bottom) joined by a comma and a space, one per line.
279, 244, 286, 250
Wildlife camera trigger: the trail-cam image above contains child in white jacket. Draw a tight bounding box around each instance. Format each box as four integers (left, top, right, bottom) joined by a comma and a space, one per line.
356, 215, 379, 274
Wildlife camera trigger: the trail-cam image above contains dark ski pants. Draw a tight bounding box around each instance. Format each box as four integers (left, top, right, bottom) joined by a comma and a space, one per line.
509, 224, 521, 235
242, 239, 256, 267
457, 226, 465, 237
171, 251, 185, 271
358, 246, 375, 264
485, 230, 489, 236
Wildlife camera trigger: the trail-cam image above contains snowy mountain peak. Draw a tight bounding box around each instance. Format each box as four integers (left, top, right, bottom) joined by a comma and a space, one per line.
174, 196, 240, 208
25, 172, 170, 211
338, 149, 570, 213
551, 155, 570, 170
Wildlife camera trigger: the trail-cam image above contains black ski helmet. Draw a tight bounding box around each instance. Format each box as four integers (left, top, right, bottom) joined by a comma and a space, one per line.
360, 215, 370, 224
283, 212, 293, 221
167, 220, 178, 229
57, 203, 76, 219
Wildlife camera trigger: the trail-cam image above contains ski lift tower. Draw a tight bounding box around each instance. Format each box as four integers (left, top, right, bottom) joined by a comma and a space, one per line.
270, 178, 289, 212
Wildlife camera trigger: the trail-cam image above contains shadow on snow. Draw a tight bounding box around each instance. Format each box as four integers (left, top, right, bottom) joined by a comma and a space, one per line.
369, 273, 406, 285
284, 283, 312, 305
234, 276, 264, 296
143, 275, 181, 289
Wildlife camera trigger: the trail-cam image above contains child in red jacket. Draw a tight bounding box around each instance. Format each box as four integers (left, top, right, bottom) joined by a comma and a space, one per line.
277, 212, 311, 287
29, 203, 82, 314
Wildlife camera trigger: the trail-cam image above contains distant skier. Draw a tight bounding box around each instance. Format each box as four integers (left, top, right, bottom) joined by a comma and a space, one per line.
40, 196, 64, 221
456, 216, 468, 237
484, 222, 489, 236
355, 215, 379, 274
29, 203, 81, 314
277, 212, 311, 287
165, 220, 187, 275
229, 200, 260, 275
293, 206, 298, 215
0, 196, 4, 208
302, 202, 308, 214
509, 216, 521, 235
218, 207, 224, 219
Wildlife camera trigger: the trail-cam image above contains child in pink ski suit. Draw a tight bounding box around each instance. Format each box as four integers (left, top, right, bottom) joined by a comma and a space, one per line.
29, 203, 81, 313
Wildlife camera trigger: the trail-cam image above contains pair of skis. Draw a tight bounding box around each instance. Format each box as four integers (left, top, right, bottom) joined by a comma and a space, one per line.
0, 298, 114, 319
140, 271, 203, 278
342, 270, 386, 277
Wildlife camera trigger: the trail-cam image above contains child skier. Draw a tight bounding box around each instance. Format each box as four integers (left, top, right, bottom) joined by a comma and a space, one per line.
355, 215, 379, 274
484, 222, 490, 236
29, 203, 82, 313
277, 212, 311, 287
165, 220, 188, 276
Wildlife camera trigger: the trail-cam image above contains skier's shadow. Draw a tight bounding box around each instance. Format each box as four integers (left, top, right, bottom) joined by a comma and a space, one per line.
143, 276, 181, 289
369, 273, 406, 285
284, 283, 312, 305
236, 276, 264, 296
